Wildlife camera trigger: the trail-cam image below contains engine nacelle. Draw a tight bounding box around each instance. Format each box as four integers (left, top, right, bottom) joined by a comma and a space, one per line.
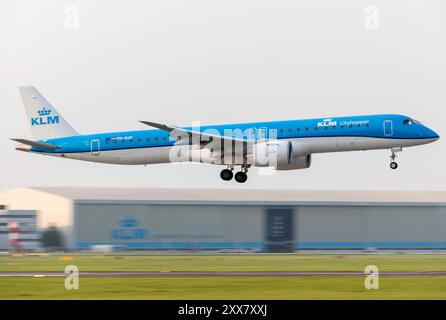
250, 141, 311, 170
275, 154, 312, 171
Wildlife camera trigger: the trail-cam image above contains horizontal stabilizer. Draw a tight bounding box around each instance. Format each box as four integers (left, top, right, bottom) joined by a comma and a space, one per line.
11, 138, 61, 150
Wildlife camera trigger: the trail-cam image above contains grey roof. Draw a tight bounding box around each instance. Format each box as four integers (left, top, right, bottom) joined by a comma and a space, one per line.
28, 187, 446, 206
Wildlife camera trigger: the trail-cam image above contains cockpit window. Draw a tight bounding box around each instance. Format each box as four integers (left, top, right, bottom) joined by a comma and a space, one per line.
403, 119, 420, 125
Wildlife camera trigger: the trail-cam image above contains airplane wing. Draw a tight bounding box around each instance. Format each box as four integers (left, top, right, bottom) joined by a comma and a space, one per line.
139, 121, 248, 146
10, 138, 62, 150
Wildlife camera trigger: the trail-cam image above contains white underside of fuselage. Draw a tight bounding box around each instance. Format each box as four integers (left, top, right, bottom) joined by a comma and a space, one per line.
34, 136, 437, 166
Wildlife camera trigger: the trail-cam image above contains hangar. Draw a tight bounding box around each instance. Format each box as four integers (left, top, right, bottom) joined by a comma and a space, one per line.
0, 187, 445, 251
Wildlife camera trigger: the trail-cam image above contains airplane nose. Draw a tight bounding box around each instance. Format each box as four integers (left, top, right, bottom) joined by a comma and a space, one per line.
427, 127, 440, 140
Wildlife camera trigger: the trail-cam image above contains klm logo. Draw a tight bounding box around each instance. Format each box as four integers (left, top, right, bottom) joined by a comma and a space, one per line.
31, 108, 59, 126
317, 118, 337, 127
111, 217, 148, 240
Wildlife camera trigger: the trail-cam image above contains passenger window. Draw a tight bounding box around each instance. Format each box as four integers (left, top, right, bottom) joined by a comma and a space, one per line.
314, 127, 318, 131
280, 129, 284, 133
332, 126, 336, 129
155, 137, 158, 141
138, 139, 142, 143
296, 128, 300, 132
340, 125, 344, 129
357, 124, 361, 128
305, 128, 309, 131
147, 138, 150, 142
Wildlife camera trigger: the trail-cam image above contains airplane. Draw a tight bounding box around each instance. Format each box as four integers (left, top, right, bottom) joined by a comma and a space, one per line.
12, 86, 440, 183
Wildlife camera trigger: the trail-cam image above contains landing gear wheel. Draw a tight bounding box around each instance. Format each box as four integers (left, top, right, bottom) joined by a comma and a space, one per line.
389, 148, 402, 170
234, 171, 248, 183
220, 169, 234, 181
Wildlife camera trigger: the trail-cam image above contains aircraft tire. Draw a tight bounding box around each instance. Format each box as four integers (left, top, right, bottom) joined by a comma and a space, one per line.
235, 172, 248, 183
390, 162, 398, 170
220, 169, 234, 181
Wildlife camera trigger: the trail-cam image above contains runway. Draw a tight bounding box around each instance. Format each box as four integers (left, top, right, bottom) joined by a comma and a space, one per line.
1, 271, 446, 278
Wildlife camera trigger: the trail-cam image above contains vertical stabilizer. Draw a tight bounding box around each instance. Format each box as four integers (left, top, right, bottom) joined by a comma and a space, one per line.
18, 86, 78, 140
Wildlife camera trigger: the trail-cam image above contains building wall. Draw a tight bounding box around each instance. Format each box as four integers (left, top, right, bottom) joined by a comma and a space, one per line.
296, 206, 446, 248
75, 204, 264, 249
75, 203, 446, 250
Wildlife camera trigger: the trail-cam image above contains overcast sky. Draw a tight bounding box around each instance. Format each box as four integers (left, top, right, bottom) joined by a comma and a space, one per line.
1, 0, 445, 191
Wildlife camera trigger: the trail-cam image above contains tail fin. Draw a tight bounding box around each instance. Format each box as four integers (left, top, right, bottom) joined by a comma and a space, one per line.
18, 86, 78, 140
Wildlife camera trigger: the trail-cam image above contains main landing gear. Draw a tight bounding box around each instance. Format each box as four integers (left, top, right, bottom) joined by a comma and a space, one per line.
220, 166, 234, 181
389, 147, 402, 170
220, 165, 250, 183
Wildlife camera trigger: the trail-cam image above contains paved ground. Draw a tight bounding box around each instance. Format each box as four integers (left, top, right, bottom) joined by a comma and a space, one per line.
1, 271, 446, 278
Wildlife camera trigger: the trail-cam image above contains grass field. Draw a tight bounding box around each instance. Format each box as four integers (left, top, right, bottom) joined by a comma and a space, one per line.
2, 253, 446, 272
1, 253, 445, 299
2, 277, 446, 300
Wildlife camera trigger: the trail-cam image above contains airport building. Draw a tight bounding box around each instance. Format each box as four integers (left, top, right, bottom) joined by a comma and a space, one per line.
0, 187, 445, 251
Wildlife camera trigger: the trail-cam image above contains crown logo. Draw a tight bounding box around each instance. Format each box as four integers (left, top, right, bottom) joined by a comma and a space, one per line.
37, 108, 52, 116
322, 118, 332, 122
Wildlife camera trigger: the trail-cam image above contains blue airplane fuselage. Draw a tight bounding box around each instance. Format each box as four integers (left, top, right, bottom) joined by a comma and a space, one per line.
34, 114, 438, 156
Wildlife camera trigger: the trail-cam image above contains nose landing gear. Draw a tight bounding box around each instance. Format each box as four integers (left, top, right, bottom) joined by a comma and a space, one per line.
389, 148, 402, 170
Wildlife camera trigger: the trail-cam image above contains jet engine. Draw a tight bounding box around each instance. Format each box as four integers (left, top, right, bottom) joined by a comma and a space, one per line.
250, 141, 311, 170
275, 154, 312, 171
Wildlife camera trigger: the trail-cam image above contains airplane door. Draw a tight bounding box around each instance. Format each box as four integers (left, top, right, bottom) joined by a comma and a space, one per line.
90, 139, 100, 156
383, 120, 393, 136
